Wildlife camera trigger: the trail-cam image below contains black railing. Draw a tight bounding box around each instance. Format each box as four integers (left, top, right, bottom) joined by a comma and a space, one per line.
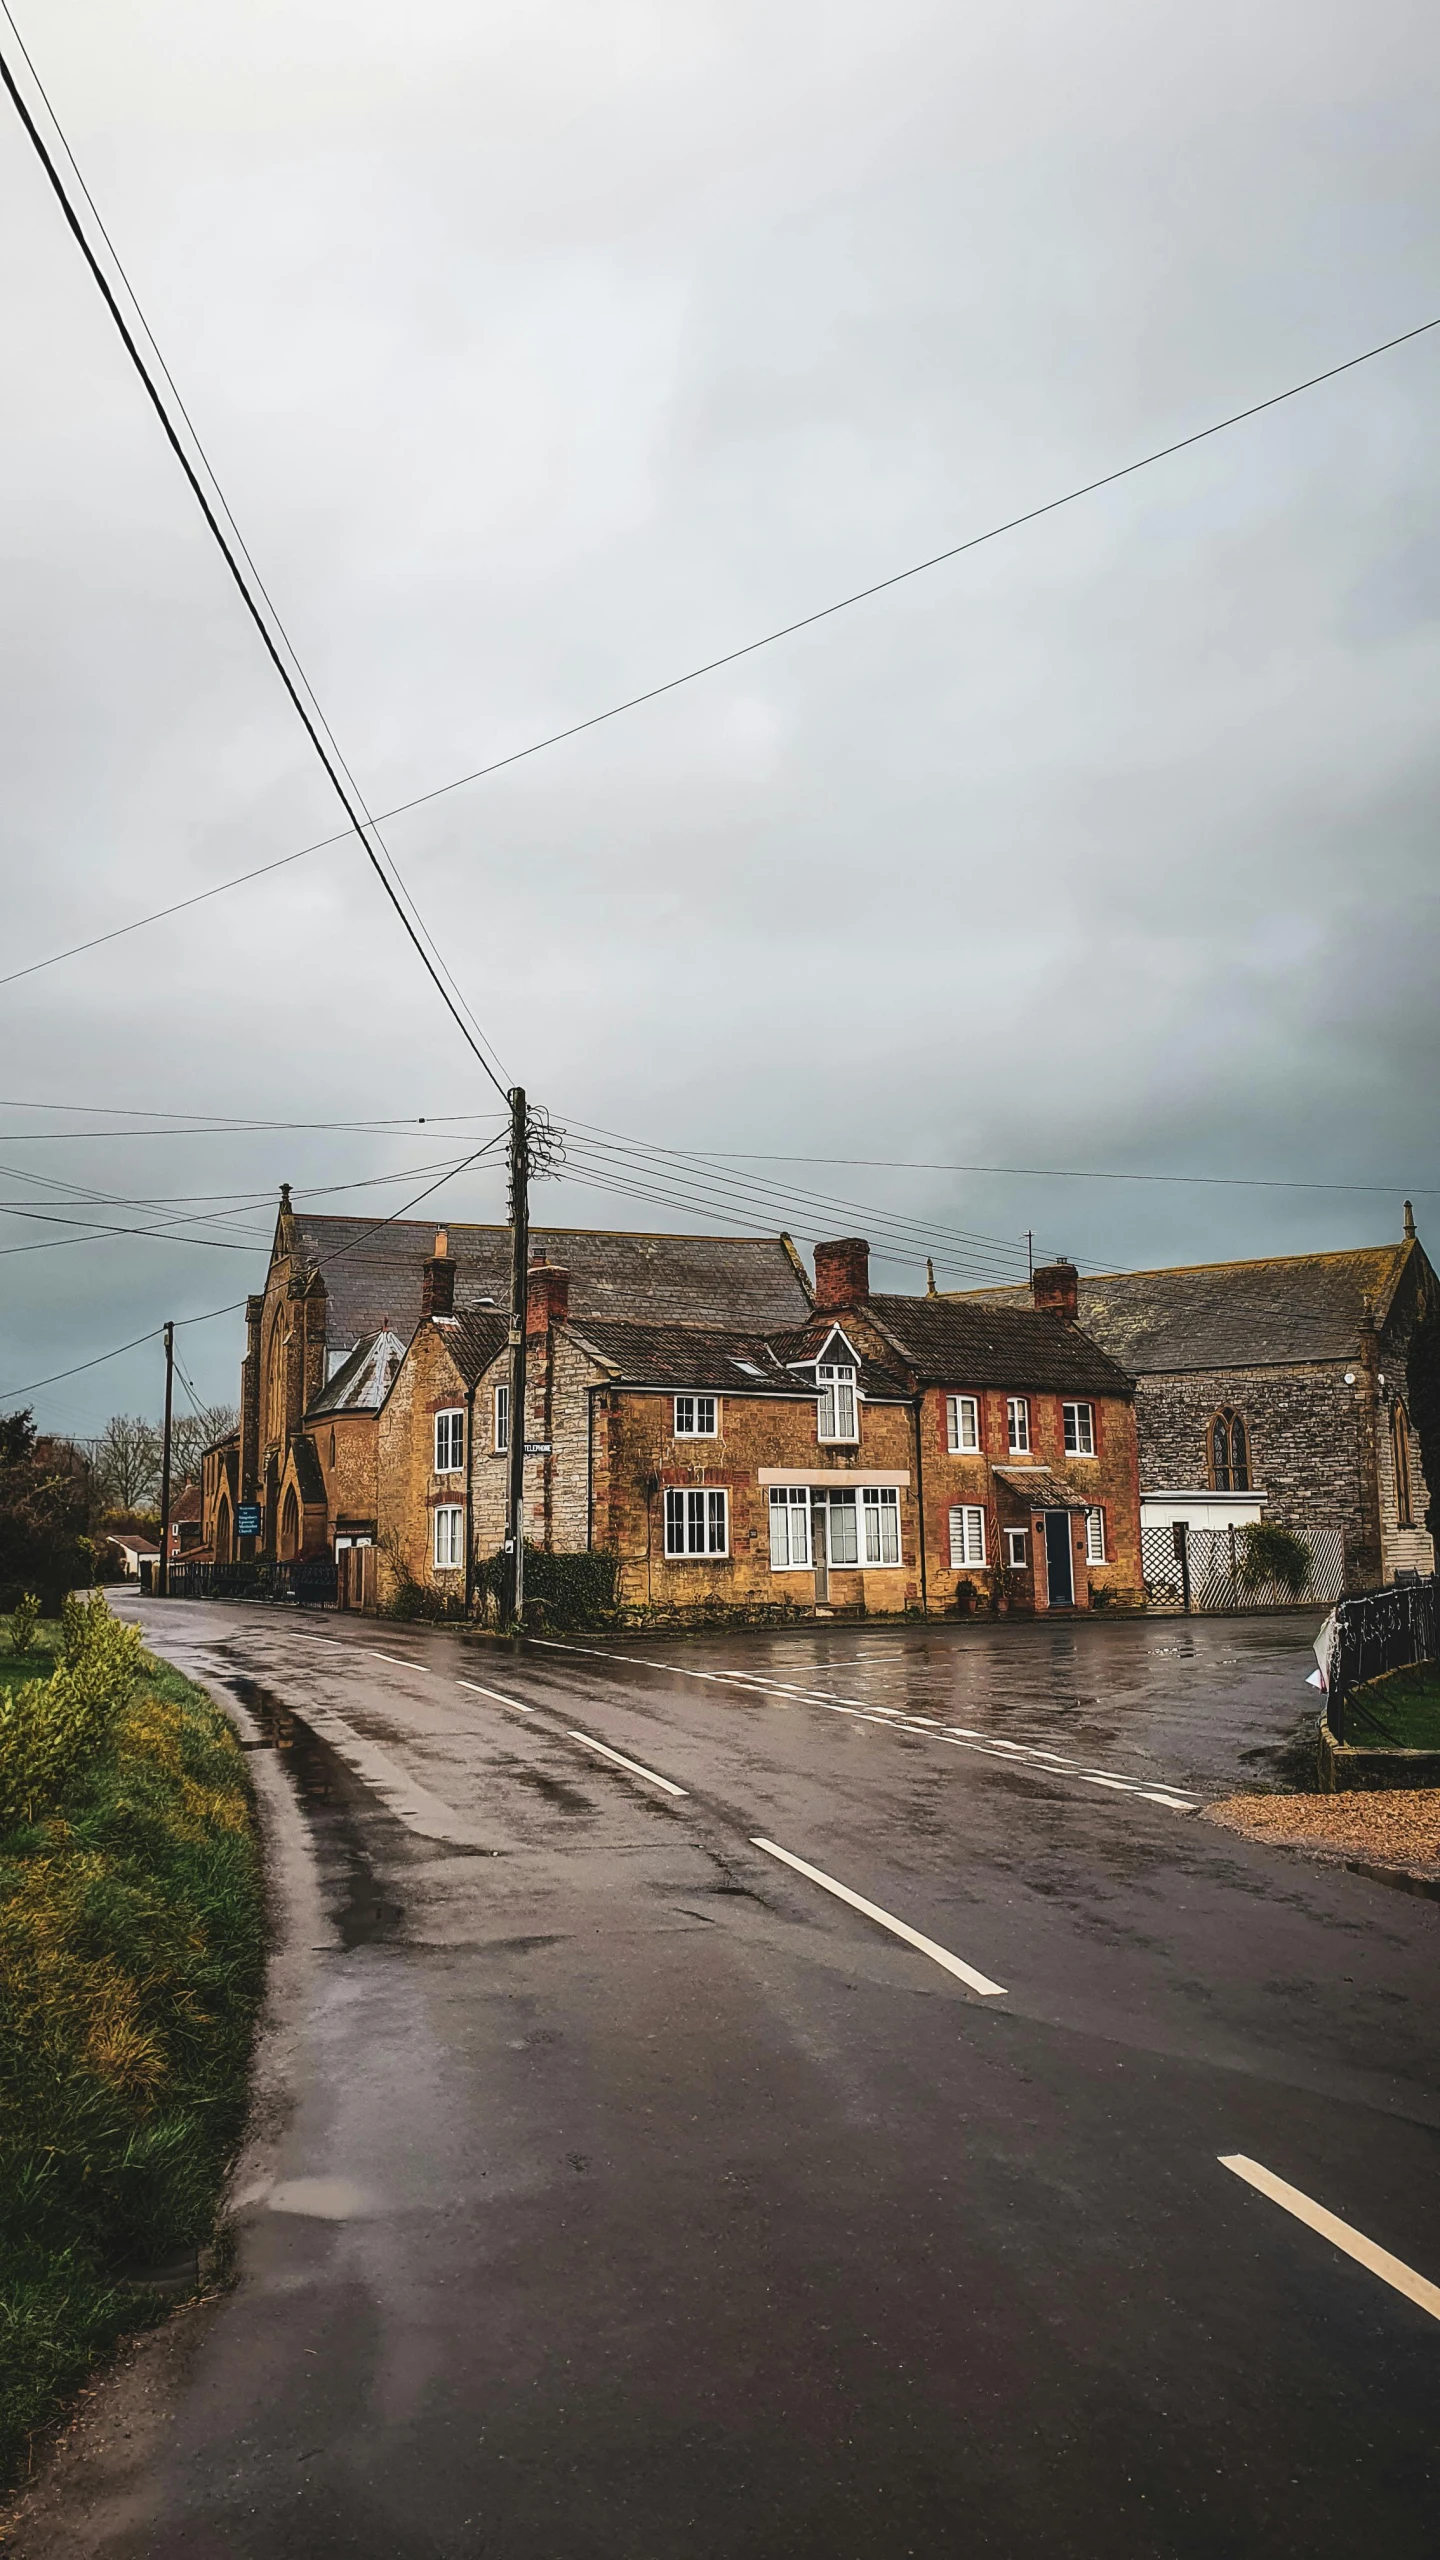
1326, 1575, 1436, 1741
165, 1558, 337, 1606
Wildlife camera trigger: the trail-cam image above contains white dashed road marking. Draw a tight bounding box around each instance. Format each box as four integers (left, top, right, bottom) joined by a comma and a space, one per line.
531, 1637, 1197, 1810
566, 1731, 688, 1797
456, 1679, 538, 1713
1219, 2155, 1440, 2324
751, 1838, 1008, 1998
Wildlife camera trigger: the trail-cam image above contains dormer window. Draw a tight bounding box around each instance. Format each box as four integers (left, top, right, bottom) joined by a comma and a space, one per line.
817, 1362, 858, 1443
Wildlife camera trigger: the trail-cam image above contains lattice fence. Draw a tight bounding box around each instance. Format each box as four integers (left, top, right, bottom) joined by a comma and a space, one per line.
1140, 1520, 1347, 1613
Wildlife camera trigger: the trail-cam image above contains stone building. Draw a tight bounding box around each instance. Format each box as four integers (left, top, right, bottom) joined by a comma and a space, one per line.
375, 1235, 1141, 1618
961, 1213, 1438, 1591
202, 1188, 813, 1568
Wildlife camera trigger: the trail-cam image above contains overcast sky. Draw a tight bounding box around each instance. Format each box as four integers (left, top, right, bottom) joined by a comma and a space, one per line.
2, 0, 1437, 1435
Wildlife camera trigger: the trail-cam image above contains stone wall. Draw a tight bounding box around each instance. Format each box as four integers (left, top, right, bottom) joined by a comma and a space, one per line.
1134, 1361, 1363, 1544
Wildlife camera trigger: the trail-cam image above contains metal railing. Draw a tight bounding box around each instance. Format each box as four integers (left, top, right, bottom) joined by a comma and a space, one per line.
164, 1558, 337, 1606
1324, 1574, 1436, 1741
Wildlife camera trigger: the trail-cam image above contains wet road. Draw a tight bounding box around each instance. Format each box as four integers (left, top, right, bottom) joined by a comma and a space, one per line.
34, 1605, 1440, 2558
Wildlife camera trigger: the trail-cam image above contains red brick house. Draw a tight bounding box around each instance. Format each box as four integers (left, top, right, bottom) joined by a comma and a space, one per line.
376, 1235, 1141, 1618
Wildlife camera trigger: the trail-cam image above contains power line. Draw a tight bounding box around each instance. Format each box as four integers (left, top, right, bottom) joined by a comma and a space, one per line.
0, 1135, 507, 1403
4, 308, 1438, 1005
0, 25, 511, 1100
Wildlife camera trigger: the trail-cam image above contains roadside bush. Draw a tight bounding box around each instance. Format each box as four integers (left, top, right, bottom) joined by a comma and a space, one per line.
1237, 1521, 1312, 1598
0, 1625, 263, 2482
6, 1593, 39, 1657
476, 1544, 621, 1631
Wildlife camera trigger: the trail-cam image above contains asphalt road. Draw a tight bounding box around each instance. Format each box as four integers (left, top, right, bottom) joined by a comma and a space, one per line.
23, 1605, 1439, 2559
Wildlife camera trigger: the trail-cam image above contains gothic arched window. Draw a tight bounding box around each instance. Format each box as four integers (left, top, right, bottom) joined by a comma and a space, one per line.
280, 1486, 300, 1558
1209, 1409, 1250, 1492
1392, 1402, 1414, 1529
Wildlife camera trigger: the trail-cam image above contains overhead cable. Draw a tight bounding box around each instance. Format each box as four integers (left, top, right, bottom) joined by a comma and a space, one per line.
4, 299, 1438, 999
0, 25, 511, 1098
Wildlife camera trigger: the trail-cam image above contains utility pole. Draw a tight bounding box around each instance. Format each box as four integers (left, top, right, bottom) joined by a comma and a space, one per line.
503, 1086, 530, 1626
158, 1320, 174, 1597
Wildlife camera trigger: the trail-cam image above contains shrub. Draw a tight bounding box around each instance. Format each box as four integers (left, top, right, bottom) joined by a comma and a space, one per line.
0, 1594, 147, 1831
476, 1544, 621, 1631
0, 1645, 262, 2480
6, 1594, 39, 1657
1237, 1521, 1312, 1598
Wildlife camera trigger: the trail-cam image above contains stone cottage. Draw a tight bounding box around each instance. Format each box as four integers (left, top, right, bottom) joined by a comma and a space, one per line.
960, 1211, 1437, 1592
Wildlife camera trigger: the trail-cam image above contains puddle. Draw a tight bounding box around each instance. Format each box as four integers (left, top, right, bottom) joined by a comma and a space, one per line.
226, 1676, 408, 1951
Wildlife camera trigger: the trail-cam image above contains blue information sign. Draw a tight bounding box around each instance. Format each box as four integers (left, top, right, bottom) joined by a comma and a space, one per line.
236, 1502, 262, 1538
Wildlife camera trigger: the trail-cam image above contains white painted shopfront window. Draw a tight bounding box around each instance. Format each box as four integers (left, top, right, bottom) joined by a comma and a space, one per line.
768, 1486, 812, 1569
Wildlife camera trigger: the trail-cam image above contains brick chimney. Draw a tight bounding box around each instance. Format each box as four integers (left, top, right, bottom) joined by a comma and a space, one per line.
1032, 1261, 1079, 1322
526, 1253, 570, 1338
421, 1231, 456, 1320
813, 1237, 870, 1311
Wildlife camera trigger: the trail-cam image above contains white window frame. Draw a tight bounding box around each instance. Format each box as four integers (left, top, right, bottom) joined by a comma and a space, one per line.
861, 1484, 902, 1566
1004, 1526, 1029, 1570
821, 1487, 860, 1566
946, 1393, 980, 1453
1007, 1395, 1030, 1455
817, 1363, 859, 1444
768, 1486, 812, 1570
432, 1504, 464, 1570
434, 1407, 465, 1476
674, 1394, 718, 1439
1063, 1401, 1096, 1457
1085, 1506, 1106, 1564
663, 1485, 729, 1559
493, 1382, 510, 1453
949, 1504, 987, 1568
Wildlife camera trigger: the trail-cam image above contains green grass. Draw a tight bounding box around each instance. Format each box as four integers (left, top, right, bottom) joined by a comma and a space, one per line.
1343, 1659, 1440, 1754
0, 1616, 63, 1694
0, 1632, 264, 2483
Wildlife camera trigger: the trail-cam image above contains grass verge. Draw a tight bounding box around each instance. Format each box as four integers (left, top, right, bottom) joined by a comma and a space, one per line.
1342, 1659, 1440, 1754
0, 1608, 264, 2486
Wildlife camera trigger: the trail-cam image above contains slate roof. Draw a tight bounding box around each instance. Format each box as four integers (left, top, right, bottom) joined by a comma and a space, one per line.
308, 1329, 407, 1416
956, 1245, 1415, 1373
283, 1217, 813, 1348
865, 1295, 1134, 1396
445, 1310, 511, 1388
567, 1319, 910, 1401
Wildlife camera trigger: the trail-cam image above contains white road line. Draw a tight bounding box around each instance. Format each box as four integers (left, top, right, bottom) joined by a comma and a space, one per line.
456, 1678, 538, 1714
1219, 2155, 1440, 2324
531, 1635, 1196, 1808
362, 1649, 433, 1673
752, 1838, 1008, 1997
566, 1731, 688, 1797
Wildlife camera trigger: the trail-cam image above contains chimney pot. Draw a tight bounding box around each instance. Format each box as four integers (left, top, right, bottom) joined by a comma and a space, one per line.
527, 1260, 570, 1337
1032, 1260, 1079, 1323
813, 1237, 870, 1311
421, 1246, 457, 1320
434, 1228, 449, 1257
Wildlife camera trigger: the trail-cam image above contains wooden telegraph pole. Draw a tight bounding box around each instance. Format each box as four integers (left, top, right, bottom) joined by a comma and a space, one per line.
157, 1319, 174, 1597
504, 1087, 530, 1625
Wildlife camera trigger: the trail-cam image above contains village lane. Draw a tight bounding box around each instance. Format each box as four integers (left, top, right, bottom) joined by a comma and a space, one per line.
22, 1602, 1440, 2560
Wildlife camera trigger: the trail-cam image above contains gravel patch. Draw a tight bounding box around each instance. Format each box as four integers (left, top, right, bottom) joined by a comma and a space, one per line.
1207, 1789, 1440, 1881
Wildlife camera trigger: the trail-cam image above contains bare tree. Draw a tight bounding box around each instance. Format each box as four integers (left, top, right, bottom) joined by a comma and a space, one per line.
171, 1402, 239, 1487
93, 1413, 163, 1512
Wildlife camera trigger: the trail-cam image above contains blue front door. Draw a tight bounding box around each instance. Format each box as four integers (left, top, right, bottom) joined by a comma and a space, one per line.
1044, 1511, 1074, 1607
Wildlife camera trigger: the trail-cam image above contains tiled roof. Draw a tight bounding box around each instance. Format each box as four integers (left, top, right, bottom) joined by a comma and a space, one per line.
956, 1245, 1415, 1372
992, 1465, 1092, 1511
446, 1310, 511, 1388
865, 1295, 1133, 1395
308, 1329, 407, 1416
285, 1217, 813, 1347
567, 1318, 910, 1400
